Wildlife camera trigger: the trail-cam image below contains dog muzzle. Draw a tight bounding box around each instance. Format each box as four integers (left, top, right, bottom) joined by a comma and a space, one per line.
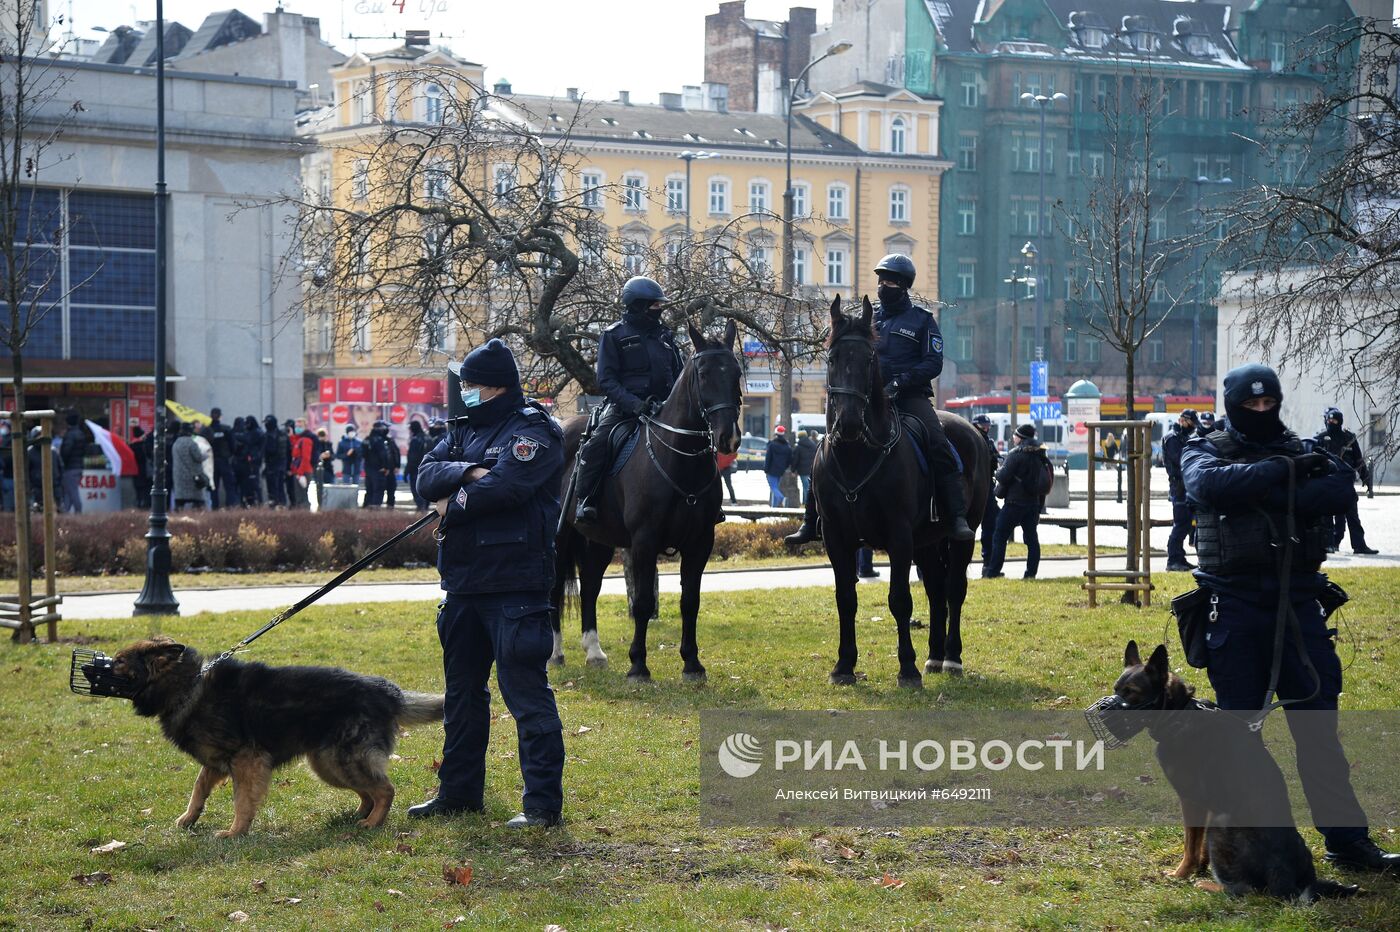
70, 649, 139, 700
1084, 695, 1154, 750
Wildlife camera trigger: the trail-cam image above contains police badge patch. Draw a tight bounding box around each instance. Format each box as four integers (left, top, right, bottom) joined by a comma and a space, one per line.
456, 488, 468, 507
930, 334, 944, 354
512, 437, 540, 461
1251, 380, 1264, 395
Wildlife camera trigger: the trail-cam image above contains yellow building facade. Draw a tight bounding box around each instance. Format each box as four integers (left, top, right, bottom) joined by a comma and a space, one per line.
301, 47, 951, 433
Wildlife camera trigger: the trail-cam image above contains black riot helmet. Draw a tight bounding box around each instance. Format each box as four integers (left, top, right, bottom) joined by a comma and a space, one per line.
874, 253, 917, 289
621, 276, 666, 312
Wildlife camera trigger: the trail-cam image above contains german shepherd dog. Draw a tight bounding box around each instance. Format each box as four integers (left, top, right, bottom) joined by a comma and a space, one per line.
113, 636, 444, 837
1110, 641, 1357, 902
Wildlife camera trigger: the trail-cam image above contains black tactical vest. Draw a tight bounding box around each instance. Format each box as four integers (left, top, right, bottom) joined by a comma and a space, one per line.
1192, 430, 1331, 576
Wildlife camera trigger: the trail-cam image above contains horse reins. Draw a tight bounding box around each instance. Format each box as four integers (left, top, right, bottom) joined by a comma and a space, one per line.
640, 348, 738, 506
822, 332, 902, 502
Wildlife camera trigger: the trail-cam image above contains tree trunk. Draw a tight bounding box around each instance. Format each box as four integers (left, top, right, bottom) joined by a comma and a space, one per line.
1121, 348, 1141, 607
8, 352, 33, 642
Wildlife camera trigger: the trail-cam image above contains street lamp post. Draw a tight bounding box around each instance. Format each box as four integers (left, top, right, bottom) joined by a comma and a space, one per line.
1019, 91, 1066, 435
134, 0, 178, 617
676, 150, 714, 239
1191, 175, 1232, 396
779, 40, 851, 433
1004, 258, 1035, 434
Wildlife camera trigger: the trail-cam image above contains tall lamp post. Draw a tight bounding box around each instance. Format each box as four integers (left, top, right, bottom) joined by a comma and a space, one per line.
1004, 256, 1036, 434
676, 150, 715, 238
134, 0, 178, 617
1020, 91, 1066, 432
779, 40, 851, 433
1191, 175, 1232, 396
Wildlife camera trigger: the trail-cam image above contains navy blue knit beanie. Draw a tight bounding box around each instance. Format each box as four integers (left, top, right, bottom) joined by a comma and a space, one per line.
453, 338, 520, 388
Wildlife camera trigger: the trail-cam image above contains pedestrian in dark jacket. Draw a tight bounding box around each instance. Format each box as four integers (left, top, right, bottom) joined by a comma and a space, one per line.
26, 426, 62, 509
1180, 363, 1399, 873
207, 407, 238, 510
314, 428, 335, 505
1313, 407, 1377, 554
1163, 409, 1199, 571
763, 426, 793, 506
336, 425, 363, 484
406, 420, 431, 509
983, 424, 1048, 579
792, 430, 818, 506
971, 414, 1001, 562
0, 421, 15, 511
240, 414, 264, 505
58, 412, 87, 513
262, 414, 288, 507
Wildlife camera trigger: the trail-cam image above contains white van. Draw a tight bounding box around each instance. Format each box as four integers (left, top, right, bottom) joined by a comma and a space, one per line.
978, 413, 1069, 463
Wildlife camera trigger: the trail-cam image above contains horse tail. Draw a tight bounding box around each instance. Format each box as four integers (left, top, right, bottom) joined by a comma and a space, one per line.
555, 524, 581, 620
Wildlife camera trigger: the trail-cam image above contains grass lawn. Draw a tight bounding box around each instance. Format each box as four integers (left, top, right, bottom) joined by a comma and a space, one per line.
31, 543, 1118, 595
2, 570, 1397, 930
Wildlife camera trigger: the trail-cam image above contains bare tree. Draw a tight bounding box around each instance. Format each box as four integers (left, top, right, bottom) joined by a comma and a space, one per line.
286, 70, 827, 400
1060, 71, 1198, 423
1, 2, 87, 639
1222, 19, 1400, 448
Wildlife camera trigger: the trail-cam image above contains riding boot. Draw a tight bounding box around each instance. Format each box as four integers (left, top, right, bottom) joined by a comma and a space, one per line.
938, 473, 975, 541
784, 493, 821, 549
573, 435, 609, 525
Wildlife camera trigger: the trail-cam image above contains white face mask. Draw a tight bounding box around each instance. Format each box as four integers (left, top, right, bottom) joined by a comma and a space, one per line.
460, 387, 483, 408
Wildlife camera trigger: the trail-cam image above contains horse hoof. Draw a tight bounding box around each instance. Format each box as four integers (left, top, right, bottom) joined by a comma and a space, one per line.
586, 655, 609, 668
682, 670, 708, 685
547, 655, 565, 669
829, 672, 857, 686
909, 618, 926, 629
924, 659, 942, 674
942, 661, 964, 677
898, 675, 924, 690
626, 671, 652, 684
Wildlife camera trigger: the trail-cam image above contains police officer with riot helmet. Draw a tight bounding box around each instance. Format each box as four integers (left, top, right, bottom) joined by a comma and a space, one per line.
412, 338, 567, 828
1181, 364, 1399, 872
572, 275, 683, 525
971, 414, 1001, 562
1313, 407, 1378, 555
786, 254, 974, 545
1196, 410, 1216, 439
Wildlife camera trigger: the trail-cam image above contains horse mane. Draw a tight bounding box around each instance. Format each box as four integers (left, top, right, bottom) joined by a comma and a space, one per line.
825, 311, 873, 349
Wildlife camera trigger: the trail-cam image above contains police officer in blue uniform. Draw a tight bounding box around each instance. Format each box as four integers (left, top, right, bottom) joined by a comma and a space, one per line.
572, 275, 683, 525
411, 338, 568, 828
786, 254, 973, 545
971, 414, 1001, 562
1162, 408, 1198, 572
1313, 407, 1378, 555
1181, 364, 1399, 872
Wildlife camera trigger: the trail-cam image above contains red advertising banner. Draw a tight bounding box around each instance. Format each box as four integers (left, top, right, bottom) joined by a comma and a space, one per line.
375, 378, 394, 403
109, 399, 129, 440
339, 378, 372, 402
127, 384, 155, 436
396, 378, 445, 404
319, 378, 337, 403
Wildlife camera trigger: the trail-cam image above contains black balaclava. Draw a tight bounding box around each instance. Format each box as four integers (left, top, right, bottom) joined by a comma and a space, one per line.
1325, 408, 1344, 437
877, 283, 911, 312
1222, 364, 1285, 444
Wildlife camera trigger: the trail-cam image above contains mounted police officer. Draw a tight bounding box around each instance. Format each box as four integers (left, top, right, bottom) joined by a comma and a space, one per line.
971, 414, 1001, 562
1181, 364, 1399, 873
412, 338, 567, 828
1162, 408, 1198, 572
572, 275, 683, 525
1313, 407, 1377, 555
786, 254, 973, 546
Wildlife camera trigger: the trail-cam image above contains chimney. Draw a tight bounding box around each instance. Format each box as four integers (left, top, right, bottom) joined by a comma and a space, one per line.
659, 92, 683, 110
618, 90, 631, 105
566, 87, 579, 101
493, 78, 512, 95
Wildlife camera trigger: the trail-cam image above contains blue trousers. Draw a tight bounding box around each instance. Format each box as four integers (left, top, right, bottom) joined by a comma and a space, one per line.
766, 473, 784, 507
1204, 590, 1367, 847
435, 593, 564, 814
61, 468, 83, 513
212, 458, 239, 509
987, 500, 1039, 578
1167, 501, 1193, 563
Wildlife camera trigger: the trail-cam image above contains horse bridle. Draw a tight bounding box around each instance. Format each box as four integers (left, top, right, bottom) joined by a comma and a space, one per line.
641, 348, 740, 505
822, 330, 902, 502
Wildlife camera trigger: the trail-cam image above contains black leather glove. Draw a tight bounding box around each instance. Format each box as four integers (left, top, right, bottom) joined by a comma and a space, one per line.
646, 396, 664, 416
883, 380, 901, 400
1294, 452, 1331, 479
627, 398, 647, 417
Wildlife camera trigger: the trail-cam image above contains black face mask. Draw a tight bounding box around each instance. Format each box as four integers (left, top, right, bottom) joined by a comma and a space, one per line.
1326, 420, 1343, 435
1225, 400, 1285, 444
877, 285, 906, 308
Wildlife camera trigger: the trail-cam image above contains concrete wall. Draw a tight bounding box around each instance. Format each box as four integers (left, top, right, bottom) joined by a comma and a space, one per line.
29, 60, 304, 418
809, 0, 907, 91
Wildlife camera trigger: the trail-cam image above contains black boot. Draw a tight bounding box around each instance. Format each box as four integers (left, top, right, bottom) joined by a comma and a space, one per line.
572, 437, 608, 525
939, 478, 975, 541
407, 797, 483, 819
784, 495, 821, 549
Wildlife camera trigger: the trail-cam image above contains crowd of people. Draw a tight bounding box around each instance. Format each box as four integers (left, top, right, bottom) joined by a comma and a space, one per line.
0, 408, 448, 513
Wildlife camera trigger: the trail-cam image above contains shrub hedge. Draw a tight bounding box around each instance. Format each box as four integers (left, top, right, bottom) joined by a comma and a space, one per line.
0, 512, 818, 578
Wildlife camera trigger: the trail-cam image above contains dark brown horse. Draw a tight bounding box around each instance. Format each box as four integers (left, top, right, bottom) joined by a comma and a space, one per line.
549, 319, 743, 682
815, 297, 990, 687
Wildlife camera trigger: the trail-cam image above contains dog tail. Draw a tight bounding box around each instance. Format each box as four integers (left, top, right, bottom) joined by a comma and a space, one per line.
1306, 878, 1359, 901
397, 691, 446, 726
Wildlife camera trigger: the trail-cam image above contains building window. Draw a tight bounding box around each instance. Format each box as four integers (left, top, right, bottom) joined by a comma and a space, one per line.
1214, 157, 1231, 181
961, 76, 979, 107
1131, 31, 1158, 53
666, 177, 686, 213
889, 186, 909, 223
1084, 336, 1101, 363
747, 243, 770, 275
423, 307, 455, 354
1081, 27, 1107, 49
1067, 150, 1080, 176
622, 240, 646, 275
708, 178, 729, 215
424, 165, 448, 201
424, 83, 445, 123
318, 170, 331, 203
352, 160, 369, 200
1150, 215, 1166, 241
1151, 279, 1168, 303
1148, 337, 1165, 362
1279, 147, 1299, 183
956, 329, 973, 360
494, 166, 516, 202
1270, 38, 1286, 72
958, 133, 977, 171
1012, 132, 1041, 172
353, 80, 371, 123
1088, 152, 1104, 178
749, 180, 770, 212
827, 184, 848, 220
581, 171, 603, 208
956, 259, 975, 297
1023, 72, 1041, 105
793, 246, 808, 285
826, 246, 847, 286
957, 197, 976, 235
792, 183, 810, 218
352, 308, 372, 354
890, 116, 907, 154
1063, 333, 1077, 362
1224, 84, 1239, 116
1020, 325, 1034, 362
623, 174, 646, 212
